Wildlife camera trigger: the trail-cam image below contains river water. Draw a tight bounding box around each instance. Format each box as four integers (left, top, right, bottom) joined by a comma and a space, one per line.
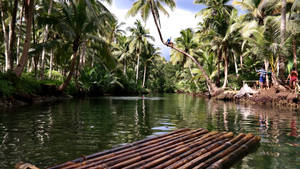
0, 94, 299, 168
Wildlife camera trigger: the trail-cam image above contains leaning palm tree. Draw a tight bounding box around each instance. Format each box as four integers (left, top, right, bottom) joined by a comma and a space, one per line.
127, 0, 222, 96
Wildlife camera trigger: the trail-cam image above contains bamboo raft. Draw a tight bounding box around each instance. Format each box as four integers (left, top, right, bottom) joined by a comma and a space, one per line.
48, 128, 260, 169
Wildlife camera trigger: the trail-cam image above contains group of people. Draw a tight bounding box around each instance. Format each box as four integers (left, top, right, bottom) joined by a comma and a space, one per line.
257, 67, 298, 89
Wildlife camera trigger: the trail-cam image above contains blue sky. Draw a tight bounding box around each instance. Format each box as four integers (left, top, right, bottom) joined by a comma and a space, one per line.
110, 0, 244, 60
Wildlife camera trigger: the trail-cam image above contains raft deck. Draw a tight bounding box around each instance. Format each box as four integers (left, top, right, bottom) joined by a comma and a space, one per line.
48, 128, 260, 169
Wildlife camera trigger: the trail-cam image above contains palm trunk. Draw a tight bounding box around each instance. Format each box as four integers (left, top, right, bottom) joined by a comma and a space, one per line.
14, 0, 34, 77
7, 0, 19, 70
233, 51, 239, 77
0, 0, 10, 71
293, 36, 297, 70
278, 0, 287, 81
188, 64, 200, 90
58, 40, 80, 91
149, 1, 220, 96
240, 54, 243, 68
123, 60, 127, 75
222, 51, 228, 88
49, 49, 53, 78
217, 48, 221, 87
17, 5, 24, 65
136, 52, 140, 83
264, 59, 269, 88
142, 63, 147, 88
40, 0, 53, 80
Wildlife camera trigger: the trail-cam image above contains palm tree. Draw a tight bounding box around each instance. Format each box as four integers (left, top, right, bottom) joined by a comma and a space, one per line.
171, 28, 200, 89
0, 0, 18, 71
128, 20, 154, 83
45, 0, 114, 91
40, 0, 53, 80
14, 0, 34, 77
113, 35, 130, 75
233, 0, 281, 24
127, 0, 221, 96
142, 43, 161, 88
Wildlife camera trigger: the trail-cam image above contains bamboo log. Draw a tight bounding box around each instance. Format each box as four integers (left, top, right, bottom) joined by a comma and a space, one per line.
207, 136, 261, 169
154, 132, 234, 169
177, 133, 246, 169
122, 131, 223, 169
192, 133, 254, 169
165, 140, 229, 169
138, 132, 234, 169
85, 129, 208, 169
60, 128, 198, 169
48, 128, 190, 169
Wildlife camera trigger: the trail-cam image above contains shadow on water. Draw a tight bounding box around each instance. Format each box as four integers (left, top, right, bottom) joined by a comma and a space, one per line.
0, 94, 299, 168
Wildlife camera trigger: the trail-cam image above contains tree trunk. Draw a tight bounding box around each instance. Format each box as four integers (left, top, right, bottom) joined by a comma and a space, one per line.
233, 51, 239, 77
149, 0, 221, 96
240, 54, 243, 68
278, 0, 287, 81
58, 40, 80, 91
17, 5, 24, 65
188, 64, 200, 90
49, 49, 53, 78
264, 59, 269, 88
123, 60, 127, 75
136, 52, 140, 83
293, 36, 297, 70
14, 0, 34, 77
0, 0, 10, 71
217, 48, 221, 87
142, 63, 147, 88
40, 0, 53, 80
7, 0, 19, 70
222, 51, 228, 88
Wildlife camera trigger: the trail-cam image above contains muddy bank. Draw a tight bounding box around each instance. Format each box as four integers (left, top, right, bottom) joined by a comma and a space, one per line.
0, 84, 72, 109
215, 87, 300, 108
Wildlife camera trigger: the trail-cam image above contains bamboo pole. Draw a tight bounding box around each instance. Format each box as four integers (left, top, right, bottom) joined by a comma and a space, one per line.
54, 128, 192, 169
165, 139, 229, 169
81, 129, 208, 169
154, 132, 234, 169
137, 132, 234, 169
121, 131, 223, 169
177, 133, 246, 169
50, 128, 190, 169
207, 136, 261, 169
192, 133, 254, 169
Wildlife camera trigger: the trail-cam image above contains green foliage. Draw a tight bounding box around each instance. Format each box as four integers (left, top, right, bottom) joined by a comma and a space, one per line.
0, 72, 42, 98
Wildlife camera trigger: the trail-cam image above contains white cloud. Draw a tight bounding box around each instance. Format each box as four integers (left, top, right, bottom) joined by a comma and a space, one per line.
107, 2, 200, 60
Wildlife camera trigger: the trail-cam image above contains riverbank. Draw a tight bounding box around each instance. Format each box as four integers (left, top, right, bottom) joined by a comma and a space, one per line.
214, 87, 300, 109
0, 84, 73, 109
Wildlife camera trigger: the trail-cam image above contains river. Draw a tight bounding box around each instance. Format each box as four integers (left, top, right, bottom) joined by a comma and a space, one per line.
0, 94, 299, 168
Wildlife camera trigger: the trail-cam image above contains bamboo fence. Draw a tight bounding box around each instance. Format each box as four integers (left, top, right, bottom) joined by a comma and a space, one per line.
48, 128, 260, 169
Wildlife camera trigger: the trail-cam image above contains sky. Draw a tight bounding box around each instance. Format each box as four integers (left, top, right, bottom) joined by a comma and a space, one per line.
105, 0, 241, 61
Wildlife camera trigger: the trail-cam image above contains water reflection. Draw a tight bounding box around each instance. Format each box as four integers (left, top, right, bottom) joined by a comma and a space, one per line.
0, 94, 299, 168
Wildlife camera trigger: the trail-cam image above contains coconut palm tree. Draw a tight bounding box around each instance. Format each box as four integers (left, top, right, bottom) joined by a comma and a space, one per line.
43, 0, 114, 91
170, 28, 200, 89
127, 0, 221, 96
128, 20, 154, 83
0, 0, 18, 71
142, 43, 161, 88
